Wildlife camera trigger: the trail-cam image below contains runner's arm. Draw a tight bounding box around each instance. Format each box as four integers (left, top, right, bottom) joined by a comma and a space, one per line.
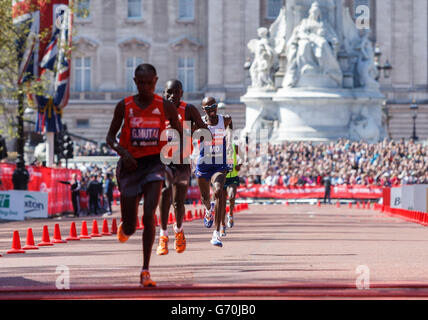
164, 99, 183, 136
188, 104, 208, 131
106, 100, 137, 170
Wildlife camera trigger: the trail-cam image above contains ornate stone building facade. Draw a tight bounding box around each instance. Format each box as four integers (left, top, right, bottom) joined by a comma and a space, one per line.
63, 0, 428, 143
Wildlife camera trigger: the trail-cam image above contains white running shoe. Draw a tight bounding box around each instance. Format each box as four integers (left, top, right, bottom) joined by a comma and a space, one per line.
210, 231, 223, 247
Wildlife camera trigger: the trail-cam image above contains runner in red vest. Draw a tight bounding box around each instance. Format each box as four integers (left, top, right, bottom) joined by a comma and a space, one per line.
156, 79, 208, 256
106, 64, 182, 287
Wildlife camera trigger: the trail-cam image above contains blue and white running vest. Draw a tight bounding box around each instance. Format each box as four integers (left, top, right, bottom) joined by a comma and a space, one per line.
196, 114, 228, 173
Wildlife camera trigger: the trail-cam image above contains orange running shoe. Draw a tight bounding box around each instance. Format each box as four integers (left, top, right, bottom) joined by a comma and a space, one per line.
156, 236, 169, 255
117, 222, 130, 243
174, 230, 186, 254
140, 271, 156, 287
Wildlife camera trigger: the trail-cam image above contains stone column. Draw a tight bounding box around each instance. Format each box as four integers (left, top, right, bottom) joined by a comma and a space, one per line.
206, 0, 225, 99
99, 0, 117, 92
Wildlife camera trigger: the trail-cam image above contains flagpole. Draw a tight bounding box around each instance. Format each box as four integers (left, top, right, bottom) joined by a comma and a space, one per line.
46, 131, 55, 167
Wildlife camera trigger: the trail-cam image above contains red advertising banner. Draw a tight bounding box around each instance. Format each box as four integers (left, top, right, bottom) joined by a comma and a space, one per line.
0, 163, 81, 216
185, 184, 383, 200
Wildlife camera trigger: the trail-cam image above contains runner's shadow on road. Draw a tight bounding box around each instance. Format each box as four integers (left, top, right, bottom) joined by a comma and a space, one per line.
0, 276, 47, 288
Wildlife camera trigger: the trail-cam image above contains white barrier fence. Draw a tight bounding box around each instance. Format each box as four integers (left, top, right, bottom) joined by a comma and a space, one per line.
0, 191, 49, 221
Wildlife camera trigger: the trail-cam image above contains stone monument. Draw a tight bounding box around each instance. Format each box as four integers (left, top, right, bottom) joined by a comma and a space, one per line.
241, 0, 386, 143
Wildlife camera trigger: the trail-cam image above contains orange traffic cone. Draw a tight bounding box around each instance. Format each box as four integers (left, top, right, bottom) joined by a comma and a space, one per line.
53, 224, 67, 244
111, 218, 118, 234
23, 228, 39, 250
90, 220, 102, 237
168, 212, 174, 225
336, 202, 340, 208
285, 201, 290, 207
367, 202, 371, 209
362, 202, 366, 209
102, 219, 112, 236
79, 221, 92, 239
356, 202, 360, 209
317, 201, 321, 207
154, 214, 160, 227
136, 216, 143, 230
37, 225, 54, 246
7, 230, 25, 254
66, 222, 80, 241
187, 210, 193, 222
348, 202, 352, 209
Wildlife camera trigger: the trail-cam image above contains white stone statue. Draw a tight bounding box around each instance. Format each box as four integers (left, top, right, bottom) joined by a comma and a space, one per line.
247, 27, 276, 90
282, 1, 342, 88
269, 5, 287, 56
356, 31, 380, 89
349, 107, 381, 143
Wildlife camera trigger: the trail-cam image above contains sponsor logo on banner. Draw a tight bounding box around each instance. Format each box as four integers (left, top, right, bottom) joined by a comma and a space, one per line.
24, 194, 46, 215
0, 192, 22, 220
0, 191, 48, 221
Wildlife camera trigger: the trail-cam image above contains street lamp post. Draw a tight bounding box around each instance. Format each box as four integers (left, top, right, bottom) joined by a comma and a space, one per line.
410, 100, 419, 141
12, 89, 30, 190
374, 46, 392, 81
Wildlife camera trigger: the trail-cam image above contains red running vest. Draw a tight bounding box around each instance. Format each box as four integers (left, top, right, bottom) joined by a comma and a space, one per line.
164, 101, 193, 163
119, 94, 167, 159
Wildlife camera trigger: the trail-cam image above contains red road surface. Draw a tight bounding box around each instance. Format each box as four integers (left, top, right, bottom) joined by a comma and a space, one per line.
1, 203, 428, 299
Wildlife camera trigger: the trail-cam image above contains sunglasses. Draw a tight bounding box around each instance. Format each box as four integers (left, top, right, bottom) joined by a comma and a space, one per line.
203, 103, 217, 111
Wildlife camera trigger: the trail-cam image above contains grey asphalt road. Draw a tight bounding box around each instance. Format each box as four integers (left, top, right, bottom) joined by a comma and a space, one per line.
1, 203, 428, 299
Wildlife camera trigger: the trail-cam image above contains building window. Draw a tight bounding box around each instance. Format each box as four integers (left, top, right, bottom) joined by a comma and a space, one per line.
126, 57, 143, 92
178, 0, 194, 21
178, 57, 195, 93
128, 0, 142, 19
76, 119, 90, 129
76, 0, 91, 20
266, 0, 282, 19
74, 57, 91, 92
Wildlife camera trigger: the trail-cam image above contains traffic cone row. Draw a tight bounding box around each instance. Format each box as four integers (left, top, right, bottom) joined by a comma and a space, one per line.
1, 203, 251, 256
3, 218, 118, 256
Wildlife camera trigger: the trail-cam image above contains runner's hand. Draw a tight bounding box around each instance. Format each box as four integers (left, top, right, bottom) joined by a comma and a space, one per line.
122, 151, 138, 171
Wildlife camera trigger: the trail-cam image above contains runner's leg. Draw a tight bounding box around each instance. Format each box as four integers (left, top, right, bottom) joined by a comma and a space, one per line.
220, 188, 227, 228
172, 182, 188, 230
211, 171, 227, 232
197, 177, 211, 211
228, 184, 237, 217
159, 178, 172, 232
142, 180, 163, 271
120, 194, 141, 236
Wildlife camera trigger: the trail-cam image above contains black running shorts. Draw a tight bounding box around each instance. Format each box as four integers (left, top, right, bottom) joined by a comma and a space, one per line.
116, 154, 165, 198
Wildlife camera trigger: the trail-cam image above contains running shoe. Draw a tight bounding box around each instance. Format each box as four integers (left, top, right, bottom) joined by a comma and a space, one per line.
156, 236, 169, 255
227, 214, 234, 228
140, 271, 156, 287
203, 202, 215, 228
220, 225, 227, 237
210, 231, 223, 247
117, 222, 130, 243
174, 229, 186, 254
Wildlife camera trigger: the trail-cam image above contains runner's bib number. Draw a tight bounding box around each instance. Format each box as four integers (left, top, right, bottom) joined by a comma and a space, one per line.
130, 117, 160, 147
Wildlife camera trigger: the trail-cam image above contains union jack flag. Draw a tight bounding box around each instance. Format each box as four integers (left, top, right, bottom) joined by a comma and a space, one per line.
13, 0, 73, 133
12, 0, 40, 84
35, 2, 72, 133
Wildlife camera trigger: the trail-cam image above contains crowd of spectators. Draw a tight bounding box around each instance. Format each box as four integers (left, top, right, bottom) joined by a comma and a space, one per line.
238, 138, 428, 187
71, 138, 428, 189
74, 142, 117, 157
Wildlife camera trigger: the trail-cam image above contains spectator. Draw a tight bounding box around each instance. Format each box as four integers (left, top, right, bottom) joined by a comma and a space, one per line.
104, 173, 115, 215
86, 174, 102, 216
